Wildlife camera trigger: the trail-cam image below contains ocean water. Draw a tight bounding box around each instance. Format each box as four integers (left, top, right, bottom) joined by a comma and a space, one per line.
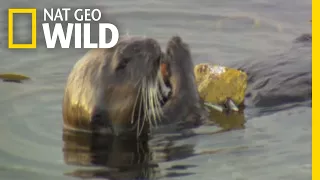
0, 0, 311, 180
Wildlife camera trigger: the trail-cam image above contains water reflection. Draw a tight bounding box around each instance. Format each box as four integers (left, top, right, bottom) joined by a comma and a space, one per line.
61, 107, 246, 180
62, 130, 198, 179
63, 131, 157, 179
208, 108, 245, 131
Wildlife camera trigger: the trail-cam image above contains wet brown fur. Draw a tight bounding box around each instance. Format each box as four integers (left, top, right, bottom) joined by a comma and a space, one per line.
62, 36, 205, 137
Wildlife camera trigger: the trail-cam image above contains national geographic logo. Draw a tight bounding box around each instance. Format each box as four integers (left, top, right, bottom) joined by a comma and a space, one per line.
8, 8, 37, 49
7, 8, 120, 49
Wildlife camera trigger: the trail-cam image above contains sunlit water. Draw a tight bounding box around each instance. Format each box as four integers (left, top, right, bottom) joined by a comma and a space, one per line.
0, 0, 311, 180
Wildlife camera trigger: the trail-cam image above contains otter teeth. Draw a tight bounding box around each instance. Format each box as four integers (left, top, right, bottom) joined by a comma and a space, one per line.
157, 70, 171, 98
160, 83, 171, 98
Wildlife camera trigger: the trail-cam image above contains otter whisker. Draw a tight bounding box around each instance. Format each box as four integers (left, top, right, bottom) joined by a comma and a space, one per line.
125, 30, 130, 37
134, 76, 146, 137
142, 53, 155, 129
138, 78, 149, 137
145, 78, 152, 127
136, 84, 144, 137
137, 79, 145, 137
147, 74, 164, 129
131, 75, 145, 121
154, 70, 167, 126
148, 79, 158, 127
154, 84, 163, 126
151, 81, 161, 127
137, 78, 147, 137
149, 82, 157, 127
134, 65, 168, 137
131, 85, 142, 124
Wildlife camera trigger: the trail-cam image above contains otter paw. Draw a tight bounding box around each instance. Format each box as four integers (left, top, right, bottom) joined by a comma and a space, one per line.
166, 36, 190, 62
170, 36, 183, 45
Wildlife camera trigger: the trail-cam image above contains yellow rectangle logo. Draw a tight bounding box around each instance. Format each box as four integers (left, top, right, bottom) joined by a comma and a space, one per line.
8, 8, 37, 49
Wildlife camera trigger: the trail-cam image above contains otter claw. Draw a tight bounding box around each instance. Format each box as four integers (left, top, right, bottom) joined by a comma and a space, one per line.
204, 102, 224, 112
204, 99, 239, 113
226, 99, 239, 112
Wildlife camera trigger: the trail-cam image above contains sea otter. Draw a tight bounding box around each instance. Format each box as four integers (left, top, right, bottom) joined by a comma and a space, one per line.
62, 36, 205, 138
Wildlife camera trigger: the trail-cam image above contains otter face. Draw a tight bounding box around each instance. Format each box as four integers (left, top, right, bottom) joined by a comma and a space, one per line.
107, 37, 162, 84
96, 37, 171, 137
63, 36, 199, 138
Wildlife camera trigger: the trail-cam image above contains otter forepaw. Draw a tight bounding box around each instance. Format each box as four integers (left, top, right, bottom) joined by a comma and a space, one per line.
169, 36, 183, 45
166, 36, 190, 61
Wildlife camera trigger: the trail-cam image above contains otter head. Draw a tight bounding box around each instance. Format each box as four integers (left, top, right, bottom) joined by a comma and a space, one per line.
99, 37, 171, 137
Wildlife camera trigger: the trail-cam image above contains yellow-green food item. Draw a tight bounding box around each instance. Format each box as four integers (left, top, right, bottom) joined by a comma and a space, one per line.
0, 73, 30, 81
194, 63, 247, 105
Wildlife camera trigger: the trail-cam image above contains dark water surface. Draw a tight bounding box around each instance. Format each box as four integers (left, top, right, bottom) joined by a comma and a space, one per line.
0, 0, 311, 180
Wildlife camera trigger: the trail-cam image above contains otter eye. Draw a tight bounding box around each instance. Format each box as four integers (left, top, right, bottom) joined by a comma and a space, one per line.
116, 57, 130, 71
